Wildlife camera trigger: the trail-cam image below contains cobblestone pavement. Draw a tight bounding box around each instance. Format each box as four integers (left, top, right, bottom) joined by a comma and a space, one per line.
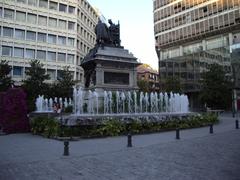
0, 115, 240, 180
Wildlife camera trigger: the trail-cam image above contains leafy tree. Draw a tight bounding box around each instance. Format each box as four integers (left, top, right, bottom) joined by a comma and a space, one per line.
137, 79, 150, 92
0, 60, 13, 92
164, 76, 182, 93
52, 66, 75, 98
22, 60, 50, 112
199, 64, 232, 109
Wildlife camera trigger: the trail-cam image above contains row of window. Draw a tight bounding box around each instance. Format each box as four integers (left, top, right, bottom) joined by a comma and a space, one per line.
155, 5, 239, 33
154, 0, 239, 11
11, 66, 78, 80
155, 10, 240, 46
16, 0, 76, 14
16, 0, 98, 20
1, 46, 75, 64
0, 6, 96, 45
15, 0, 98, 30
0, 7, 76, 31
0, 26, 75, 47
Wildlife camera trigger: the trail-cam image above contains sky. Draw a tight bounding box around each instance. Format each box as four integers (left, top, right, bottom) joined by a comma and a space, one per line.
87, 0, 159, 70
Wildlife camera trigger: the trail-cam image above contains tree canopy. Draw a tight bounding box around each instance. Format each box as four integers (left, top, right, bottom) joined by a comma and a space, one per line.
199, 64, 232, 109
137, 79, 150, 92
52, 66, 75, 98
164, 76, 182, 93
0, 60, 13, 92
22, 60, 50, 112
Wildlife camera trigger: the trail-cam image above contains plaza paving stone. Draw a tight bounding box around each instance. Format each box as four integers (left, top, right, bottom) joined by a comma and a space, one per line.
0, 113, 239, 180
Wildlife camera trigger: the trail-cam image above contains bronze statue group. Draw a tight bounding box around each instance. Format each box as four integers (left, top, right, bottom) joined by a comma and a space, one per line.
95, 19, 121, 47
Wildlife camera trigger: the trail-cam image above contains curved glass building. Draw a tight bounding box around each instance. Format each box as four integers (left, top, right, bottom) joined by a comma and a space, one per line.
154, 0, 240, 109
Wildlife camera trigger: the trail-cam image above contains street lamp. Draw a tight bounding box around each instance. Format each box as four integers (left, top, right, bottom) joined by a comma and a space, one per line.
230, 43, 240, 117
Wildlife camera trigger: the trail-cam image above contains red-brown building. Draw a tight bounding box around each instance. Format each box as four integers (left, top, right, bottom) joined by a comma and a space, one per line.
137, 64, 159, 92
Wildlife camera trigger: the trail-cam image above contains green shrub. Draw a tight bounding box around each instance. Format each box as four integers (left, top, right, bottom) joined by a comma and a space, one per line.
30, 116, 60, 138
96, 119, 124, 136
64, 106, 73, 113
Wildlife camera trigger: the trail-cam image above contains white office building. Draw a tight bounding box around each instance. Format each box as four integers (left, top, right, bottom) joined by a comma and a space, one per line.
0, 0, 98, 85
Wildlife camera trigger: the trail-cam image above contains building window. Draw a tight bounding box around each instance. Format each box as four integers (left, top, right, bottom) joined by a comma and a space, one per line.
38, 15, 47, 26
39, 0, 48, 8
16, 11, 26, 22
15, 29, 25, 40
3, 27, 13, 37
17, 0, 26, 3
48, 34, 56, 44
68, 21, 75, 30
57, 53, 66, 62
59, 4, 67, 12
2, 46, 12, 56
26, 31, 36, 41
26, 49, 35, 59
14, 47, 24, 58
28, 0, 37, 6
13, 66, 23, 76
58, 36, 66, 45
37, 32, 47, 42
47, 69, 55, 80
67, 54, 74, 64
37, 50, 46, 60
47, 51, 56, 61
49, 1, 58, 10
4, 9, 14, 20
0, 7, 2, 17
59, 20, 66, 29
48, 17, 57, 27
68, 38, 75, 47
68, 6, 75, 14
27, 13, 37, 24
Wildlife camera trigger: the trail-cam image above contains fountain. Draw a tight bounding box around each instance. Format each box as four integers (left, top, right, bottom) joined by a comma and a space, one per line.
71, 88, 189, 116
35, 95, 73, 113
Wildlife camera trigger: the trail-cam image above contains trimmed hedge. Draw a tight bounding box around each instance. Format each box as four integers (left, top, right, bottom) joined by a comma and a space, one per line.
30, 113, 218, 138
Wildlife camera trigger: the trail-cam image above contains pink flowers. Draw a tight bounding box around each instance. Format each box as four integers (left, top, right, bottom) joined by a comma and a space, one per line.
0, 88, 29, 133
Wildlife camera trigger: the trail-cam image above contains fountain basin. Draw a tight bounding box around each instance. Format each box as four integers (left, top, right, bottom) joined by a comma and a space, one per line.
60, 112, 196, 126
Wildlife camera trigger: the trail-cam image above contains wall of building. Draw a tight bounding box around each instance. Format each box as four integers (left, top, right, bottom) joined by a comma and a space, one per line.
0, 0, 98, 86
154, 0, 240, 109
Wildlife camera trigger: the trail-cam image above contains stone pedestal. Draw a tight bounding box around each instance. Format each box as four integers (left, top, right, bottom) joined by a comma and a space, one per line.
81, 46, 140, 92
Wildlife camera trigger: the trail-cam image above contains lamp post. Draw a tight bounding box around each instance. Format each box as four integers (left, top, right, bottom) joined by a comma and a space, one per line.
230, 44, 240, 118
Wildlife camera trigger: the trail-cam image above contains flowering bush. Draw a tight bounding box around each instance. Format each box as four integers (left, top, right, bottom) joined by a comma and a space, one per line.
0, 88, 30, 133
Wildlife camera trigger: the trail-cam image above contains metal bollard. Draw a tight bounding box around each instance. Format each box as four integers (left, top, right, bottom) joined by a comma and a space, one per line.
127, 133, 132, 147
236, 120, 239, 129
176, 128, 180, 140
209, 124, 213, 134
63, 141, 69, 156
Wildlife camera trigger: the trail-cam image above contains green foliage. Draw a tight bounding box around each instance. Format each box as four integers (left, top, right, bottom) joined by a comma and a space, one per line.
22, 60, 50, 112
0, 60, 13, 92
31, 113, 218, 139
96, 119, 125, 136
199, 64, 232, 109
164, 76, 182, 93
137, 79, 150, 92
30, 116, 60, 138
64, 105, 73, 113
52, 66, 75, 98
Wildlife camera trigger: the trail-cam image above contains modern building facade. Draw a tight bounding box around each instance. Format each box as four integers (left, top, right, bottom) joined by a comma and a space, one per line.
154, 0, 240, 109
137, 64, 159, 92
0, 0, 98, 85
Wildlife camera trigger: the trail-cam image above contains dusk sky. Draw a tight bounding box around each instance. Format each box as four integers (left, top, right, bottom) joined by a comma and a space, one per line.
88, 0, 158, 70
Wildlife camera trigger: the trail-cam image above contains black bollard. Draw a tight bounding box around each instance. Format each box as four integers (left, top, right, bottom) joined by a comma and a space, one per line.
176, 128, 180, 140
127, 133, 132, 147
63, 141, 69, 156
236, 120, 239, 129
209, 124, 213, 134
